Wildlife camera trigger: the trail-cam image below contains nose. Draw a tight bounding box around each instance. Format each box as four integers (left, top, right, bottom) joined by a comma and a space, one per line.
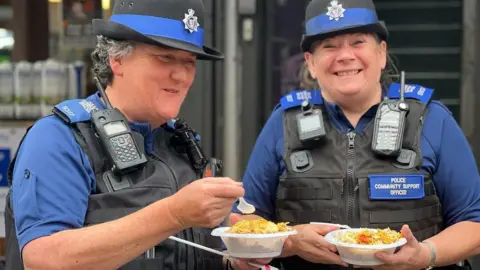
170, 64, 188, 83
336, 45, 356, 63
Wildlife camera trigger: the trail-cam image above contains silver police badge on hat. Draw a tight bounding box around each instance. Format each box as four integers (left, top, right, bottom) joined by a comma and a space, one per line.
326, 0, 346, 21
183, 9, 200, 33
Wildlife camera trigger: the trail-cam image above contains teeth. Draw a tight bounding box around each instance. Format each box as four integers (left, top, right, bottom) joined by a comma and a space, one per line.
337, 70, 359, 76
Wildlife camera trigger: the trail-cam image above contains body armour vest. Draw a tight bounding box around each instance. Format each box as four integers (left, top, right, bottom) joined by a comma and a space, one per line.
271, 84, 458, 270
4, 98, 224, 270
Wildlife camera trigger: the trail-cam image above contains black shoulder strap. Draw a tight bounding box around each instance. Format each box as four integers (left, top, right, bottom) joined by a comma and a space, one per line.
72, 122, 108, 177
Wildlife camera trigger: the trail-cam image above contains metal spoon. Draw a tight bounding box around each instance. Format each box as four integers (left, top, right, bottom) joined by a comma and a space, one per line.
237, 197, 256, 214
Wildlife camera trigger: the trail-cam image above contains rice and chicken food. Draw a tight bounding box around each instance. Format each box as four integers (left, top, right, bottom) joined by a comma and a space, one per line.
335, 227, 403, 245
325, 227, 407, 266
211, 218, 296, 258
226, 218, 292, 234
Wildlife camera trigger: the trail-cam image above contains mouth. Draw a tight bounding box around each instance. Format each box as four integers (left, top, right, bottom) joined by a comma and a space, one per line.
163, 88, 180, 94
334, 70, 362, 77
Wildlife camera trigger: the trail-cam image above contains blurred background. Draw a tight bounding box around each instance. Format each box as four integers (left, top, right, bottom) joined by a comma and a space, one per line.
0, 0, 479, 267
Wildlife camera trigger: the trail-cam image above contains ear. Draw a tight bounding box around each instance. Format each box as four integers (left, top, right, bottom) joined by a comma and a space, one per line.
378, 40, 387, 70
304, 52, 317, 79
109, 55, 123, 77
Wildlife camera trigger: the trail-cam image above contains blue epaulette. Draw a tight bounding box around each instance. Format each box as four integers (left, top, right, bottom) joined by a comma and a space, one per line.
387, 82, 434, 104
280, 89, 323, 110
53, 99, 99, 124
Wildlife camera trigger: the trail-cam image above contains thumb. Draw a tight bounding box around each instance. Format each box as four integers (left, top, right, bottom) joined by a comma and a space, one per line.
312, 224, 340, 235
229, 213, 242, 225
401, 224, 418, 246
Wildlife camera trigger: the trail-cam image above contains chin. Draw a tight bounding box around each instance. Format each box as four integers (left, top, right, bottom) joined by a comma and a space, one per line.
336, 88, 362, 97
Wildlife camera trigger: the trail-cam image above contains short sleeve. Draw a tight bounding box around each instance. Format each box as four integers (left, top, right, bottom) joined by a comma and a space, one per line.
422, 101, 480, 226
231, 107, 285, 220
11, 116, 95, 252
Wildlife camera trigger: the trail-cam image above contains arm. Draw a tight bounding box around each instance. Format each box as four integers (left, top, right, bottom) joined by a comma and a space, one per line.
24, 197, 183, 270
229, 108, 285, 222
14, 117, 245, 270
10, 117, 183, 270
421, 102, 480, 266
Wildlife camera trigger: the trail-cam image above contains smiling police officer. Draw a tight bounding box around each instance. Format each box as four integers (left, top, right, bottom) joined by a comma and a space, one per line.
4, 0, 245, 269
229, 0, 480, 270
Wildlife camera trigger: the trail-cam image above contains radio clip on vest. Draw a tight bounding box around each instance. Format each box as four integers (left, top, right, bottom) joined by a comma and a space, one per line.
171, 118, 208, 173
91, 77, 148, 174
372, 71, 409, 157
296, 100, 326, 145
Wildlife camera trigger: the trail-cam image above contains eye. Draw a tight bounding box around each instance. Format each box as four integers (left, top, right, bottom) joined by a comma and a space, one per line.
158, 54, 174, 62
323, 43, 336, 49
352, 39, 365, 45
185, 60, 196, 68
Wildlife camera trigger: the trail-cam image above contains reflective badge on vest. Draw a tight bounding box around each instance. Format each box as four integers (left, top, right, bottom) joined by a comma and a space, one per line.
369, 174, 425, 200
387, 83, 434, 104
54, 99, 99, 123
280, 90, 323, 110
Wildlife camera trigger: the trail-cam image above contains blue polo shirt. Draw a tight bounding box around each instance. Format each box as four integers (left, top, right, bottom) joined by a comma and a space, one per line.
10, 93, 159, 252
232, 87, 480, 227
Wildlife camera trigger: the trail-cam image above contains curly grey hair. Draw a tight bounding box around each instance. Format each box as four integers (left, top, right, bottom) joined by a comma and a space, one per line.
91, 36, 136, 86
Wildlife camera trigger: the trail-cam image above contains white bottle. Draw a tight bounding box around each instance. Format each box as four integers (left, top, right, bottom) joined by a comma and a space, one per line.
0, 62, 14, 119
32, 61, 44, 118
13, 61, 33, 119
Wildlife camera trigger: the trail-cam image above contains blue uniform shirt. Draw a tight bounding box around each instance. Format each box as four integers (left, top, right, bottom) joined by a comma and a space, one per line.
232, 89, 480, 227
10, 93, 159, 252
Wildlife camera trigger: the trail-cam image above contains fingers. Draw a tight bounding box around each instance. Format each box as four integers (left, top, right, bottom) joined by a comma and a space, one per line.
301, 247, 347, 266
230, 258, 264, 270
310, 224, 340, 236
203, 180, 245, 198
203, 177, 242, 186
229, 213, 242, 225
315, 235, 338, 253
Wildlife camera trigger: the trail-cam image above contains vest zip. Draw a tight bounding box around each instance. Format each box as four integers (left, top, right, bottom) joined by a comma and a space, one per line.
346, 131, 356, 270
147, 153, 188, 270
346, 132, 356, 227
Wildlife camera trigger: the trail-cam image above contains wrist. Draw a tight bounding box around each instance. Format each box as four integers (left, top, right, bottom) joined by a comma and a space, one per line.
163, 196, 188, 230
420, 241, 437, 269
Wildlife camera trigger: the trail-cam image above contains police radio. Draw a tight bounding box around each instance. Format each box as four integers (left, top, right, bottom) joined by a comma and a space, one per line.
372, 71, 409, 157
296, 100, 326, 144
91, 77, 147, 174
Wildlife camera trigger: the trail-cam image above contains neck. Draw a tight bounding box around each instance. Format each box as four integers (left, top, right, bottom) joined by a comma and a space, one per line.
103, 86, 166, 129
326, 86, 382, 128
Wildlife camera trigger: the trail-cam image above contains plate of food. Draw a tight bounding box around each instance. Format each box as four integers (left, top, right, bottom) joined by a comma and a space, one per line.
211, 218, 297, 258
324, 227, 407, 266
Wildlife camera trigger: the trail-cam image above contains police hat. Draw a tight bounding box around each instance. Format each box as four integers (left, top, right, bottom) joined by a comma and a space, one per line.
301, 0, 388, 52
93, 0, 223, 60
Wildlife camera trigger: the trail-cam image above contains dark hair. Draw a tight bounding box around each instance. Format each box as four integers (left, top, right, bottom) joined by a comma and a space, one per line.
372, 34, 399, 90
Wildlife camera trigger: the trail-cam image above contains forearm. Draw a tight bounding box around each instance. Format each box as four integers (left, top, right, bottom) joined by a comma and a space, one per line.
24, 197, 183, 270
426, 221, 480, 266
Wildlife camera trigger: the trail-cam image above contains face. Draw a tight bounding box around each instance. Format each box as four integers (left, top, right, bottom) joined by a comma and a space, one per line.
110, 43, 197, 126
304, 33, 387, 103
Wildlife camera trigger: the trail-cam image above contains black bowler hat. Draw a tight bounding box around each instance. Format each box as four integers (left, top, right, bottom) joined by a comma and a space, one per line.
92, 0, 223, 61
301, 0, 389, 52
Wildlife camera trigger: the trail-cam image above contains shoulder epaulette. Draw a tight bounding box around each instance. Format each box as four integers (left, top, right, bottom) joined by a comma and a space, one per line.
52, 99, 99, 124
387, 82, 434, 104
280, 89, 323, 110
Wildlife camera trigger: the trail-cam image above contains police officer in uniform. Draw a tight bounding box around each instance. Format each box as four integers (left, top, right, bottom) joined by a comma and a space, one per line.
4, 0, 245, 269
229, 0, 480, 269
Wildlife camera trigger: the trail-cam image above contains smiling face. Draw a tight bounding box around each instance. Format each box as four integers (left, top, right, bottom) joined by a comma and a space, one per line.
109, 42, 197, 127
304, 33, 387, 104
